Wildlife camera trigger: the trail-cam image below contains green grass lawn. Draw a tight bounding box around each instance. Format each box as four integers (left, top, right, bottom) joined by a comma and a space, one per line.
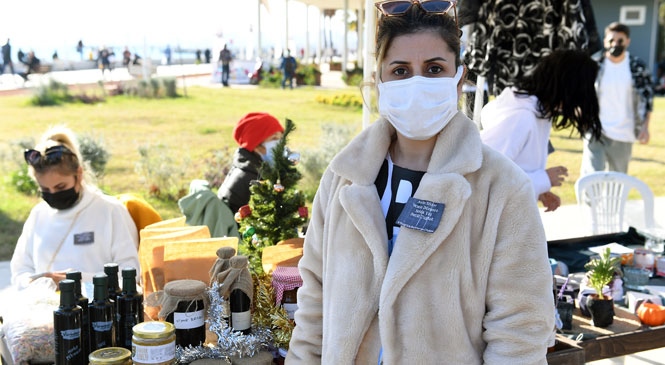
1, 84, 664, 261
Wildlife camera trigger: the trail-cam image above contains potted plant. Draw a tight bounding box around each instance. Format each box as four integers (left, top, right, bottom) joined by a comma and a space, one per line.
584, 247, 622, 327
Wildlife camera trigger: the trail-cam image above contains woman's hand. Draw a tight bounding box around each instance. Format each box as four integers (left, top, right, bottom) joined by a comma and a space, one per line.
42, 271, 70, 287
538, 191, 561, 212
546, 165, 568, 187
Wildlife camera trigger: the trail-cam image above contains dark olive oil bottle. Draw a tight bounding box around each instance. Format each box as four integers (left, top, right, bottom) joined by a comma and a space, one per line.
89, 273, 115, 350
116, 267, 144, 349
54, 279, 85, 365
65, 271, 90, 357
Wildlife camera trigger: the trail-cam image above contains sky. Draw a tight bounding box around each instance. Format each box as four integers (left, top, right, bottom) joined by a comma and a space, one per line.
0, 0, 355, 62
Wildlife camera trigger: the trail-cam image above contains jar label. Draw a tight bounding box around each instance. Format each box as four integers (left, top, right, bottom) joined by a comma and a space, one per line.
231, 310, 251, 331
283, 303, 298, 320
174, 310, 205, 329
132, 341, 175, 364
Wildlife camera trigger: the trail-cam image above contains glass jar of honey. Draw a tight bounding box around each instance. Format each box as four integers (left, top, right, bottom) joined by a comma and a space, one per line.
131, 322, 176, 365
89, 347, 132, 365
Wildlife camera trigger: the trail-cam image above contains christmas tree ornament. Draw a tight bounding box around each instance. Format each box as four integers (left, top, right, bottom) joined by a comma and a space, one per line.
298, 206, 308, 219
234, 212, 242, 223
273, 182, 285, 192
285, 148, 301, 165
242, 226, 256, 240
238, 205, 252, 218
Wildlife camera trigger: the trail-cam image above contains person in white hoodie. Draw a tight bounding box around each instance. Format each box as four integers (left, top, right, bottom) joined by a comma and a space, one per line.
10, 126, 140, 289
480, 49, 603, 212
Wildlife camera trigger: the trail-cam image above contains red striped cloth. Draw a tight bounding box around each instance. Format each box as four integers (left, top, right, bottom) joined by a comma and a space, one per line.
272, 266, 302, 305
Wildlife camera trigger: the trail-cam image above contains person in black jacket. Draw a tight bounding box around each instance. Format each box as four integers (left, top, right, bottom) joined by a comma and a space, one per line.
217, 112, 284, 214
18, 51, 40, 81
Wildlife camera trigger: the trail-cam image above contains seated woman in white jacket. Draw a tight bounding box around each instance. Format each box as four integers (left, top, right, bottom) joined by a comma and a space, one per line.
10, 125, 140, 289
480, 49, 603, 212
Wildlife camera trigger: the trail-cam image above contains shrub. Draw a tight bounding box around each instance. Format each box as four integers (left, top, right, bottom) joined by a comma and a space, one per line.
315, 93, 363, 109
30, 79, 72, 106
202, 147, 234, 190
9, 164, 39, 196
295, 64, 322, 86
119, 77, 179, 99
78, 134, 110, 180
135, 144, 190, 201
342, 67, 364, 87
299, 123, 353, 199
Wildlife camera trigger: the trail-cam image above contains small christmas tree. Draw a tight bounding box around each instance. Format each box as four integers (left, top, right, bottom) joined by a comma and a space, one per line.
237, 118, 309, 274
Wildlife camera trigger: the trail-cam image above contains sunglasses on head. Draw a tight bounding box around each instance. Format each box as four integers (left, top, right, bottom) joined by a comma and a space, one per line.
375, 0, 459, 32
24, 145, 75, 167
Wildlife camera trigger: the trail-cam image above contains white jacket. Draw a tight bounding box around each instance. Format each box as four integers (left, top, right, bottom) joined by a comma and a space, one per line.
287, 114, 555, 364
11, 184, 140, 288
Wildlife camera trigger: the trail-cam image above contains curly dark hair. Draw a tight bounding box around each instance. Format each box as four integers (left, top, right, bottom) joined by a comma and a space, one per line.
514, 49, 602, 141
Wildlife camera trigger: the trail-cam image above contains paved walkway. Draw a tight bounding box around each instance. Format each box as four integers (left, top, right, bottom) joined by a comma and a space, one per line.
0, 62, 350, 97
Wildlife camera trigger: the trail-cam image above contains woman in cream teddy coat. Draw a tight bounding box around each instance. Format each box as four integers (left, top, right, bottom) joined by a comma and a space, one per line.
287, 5, 555, 365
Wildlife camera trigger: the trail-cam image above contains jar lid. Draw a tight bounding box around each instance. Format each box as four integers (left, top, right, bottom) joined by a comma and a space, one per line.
164, 279, 207, 297
89, 347, 131, 364
133, 321, 175, 339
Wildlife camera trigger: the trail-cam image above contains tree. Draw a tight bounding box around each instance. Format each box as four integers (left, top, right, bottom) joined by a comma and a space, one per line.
237, 119, 308, 274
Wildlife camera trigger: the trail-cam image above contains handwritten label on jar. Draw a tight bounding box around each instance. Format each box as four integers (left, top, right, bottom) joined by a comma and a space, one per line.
173, 310, 205, 329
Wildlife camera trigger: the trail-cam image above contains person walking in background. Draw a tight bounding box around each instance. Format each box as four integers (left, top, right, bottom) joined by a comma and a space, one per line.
122, 47, 132, 67
581, 22, 655, 175
217, 112, 284, 214
18, 51, 40, 82
97, 46, 112, 76
480, 49, 603, 212
287, 3, 554, 363
280, 49, 297, 89
164, 45, 172, 65
2, 38, 14, 75
10, 125, 139, 289
195, 49, 202, 64
204, 48, 211, 63
76, 40, 84, 60
218, 44, 232, 86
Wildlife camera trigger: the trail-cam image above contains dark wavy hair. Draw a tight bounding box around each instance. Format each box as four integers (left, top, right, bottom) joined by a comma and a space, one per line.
514, 49, 602, 141
375, 6, 462, 69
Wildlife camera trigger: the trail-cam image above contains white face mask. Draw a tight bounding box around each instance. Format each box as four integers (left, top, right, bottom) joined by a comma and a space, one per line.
261, 140, 280, 164
378, 65, 464, 140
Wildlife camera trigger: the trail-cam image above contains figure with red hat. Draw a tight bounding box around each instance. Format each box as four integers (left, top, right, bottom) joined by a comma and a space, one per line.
217, 112, 284, 214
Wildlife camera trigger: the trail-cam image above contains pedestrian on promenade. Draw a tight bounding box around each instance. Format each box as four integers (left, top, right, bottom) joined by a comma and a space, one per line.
581, 22, 655, 175
218, 44, 232, 86
280, 49, 297, 89
2, 39, 14, 75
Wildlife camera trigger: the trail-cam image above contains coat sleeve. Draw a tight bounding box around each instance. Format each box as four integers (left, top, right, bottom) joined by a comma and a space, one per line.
286, 170, 334, 363
481, 178, 555, 364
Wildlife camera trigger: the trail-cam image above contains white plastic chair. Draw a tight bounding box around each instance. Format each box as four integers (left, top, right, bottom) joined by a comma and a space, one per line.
575, 171, 655, 235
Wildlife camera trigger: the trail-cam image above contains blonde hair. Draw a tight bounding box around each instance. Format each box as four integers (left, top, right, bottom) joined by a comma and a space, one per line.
29, 125, 96, 186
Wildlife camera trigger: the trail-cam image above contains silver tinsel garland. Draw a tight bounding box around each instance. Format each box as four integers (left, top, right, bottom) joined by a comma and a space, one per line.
175, 282, 275, 363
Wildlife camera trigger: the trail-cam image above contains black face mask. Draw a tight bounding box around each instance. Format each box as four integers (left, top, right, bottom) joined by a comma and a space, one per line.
42, 186, 80, 210
609, 45, 625, 58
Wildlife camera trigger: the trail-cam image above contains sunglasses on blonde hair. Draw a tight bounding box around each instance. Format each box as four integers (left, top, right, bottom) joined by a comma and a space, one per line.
24, 145, 75, 167
375, 0, 459, 32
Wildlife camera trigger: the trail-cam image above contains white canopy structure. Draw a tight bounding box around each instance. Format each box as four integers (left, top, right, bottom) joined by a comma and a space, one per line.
288, 0, 377, 128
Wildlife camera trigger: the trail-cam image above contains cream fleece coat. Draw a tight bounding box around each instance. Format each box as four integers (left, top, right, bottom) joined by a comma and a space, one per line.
287, 114, 555, 364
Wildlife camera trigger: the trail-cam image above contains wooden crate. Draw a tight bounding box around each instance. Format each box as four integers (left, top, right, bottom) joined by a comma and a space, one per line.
547, 335, 585, 365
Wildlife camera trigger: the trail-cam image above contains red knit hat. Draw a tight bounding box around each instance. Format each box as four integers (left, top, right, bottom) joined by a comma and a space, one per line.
233, 112, 284, 152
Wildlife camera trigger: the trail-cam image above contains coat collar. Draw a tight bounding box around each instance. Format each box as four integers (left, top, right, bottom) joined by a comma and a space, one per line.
332, 113, 484, 307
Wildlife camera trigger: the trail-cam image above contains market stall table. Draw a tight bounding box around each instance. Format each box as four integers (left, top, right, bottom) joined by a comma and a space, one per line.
546, 228, 665, 363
